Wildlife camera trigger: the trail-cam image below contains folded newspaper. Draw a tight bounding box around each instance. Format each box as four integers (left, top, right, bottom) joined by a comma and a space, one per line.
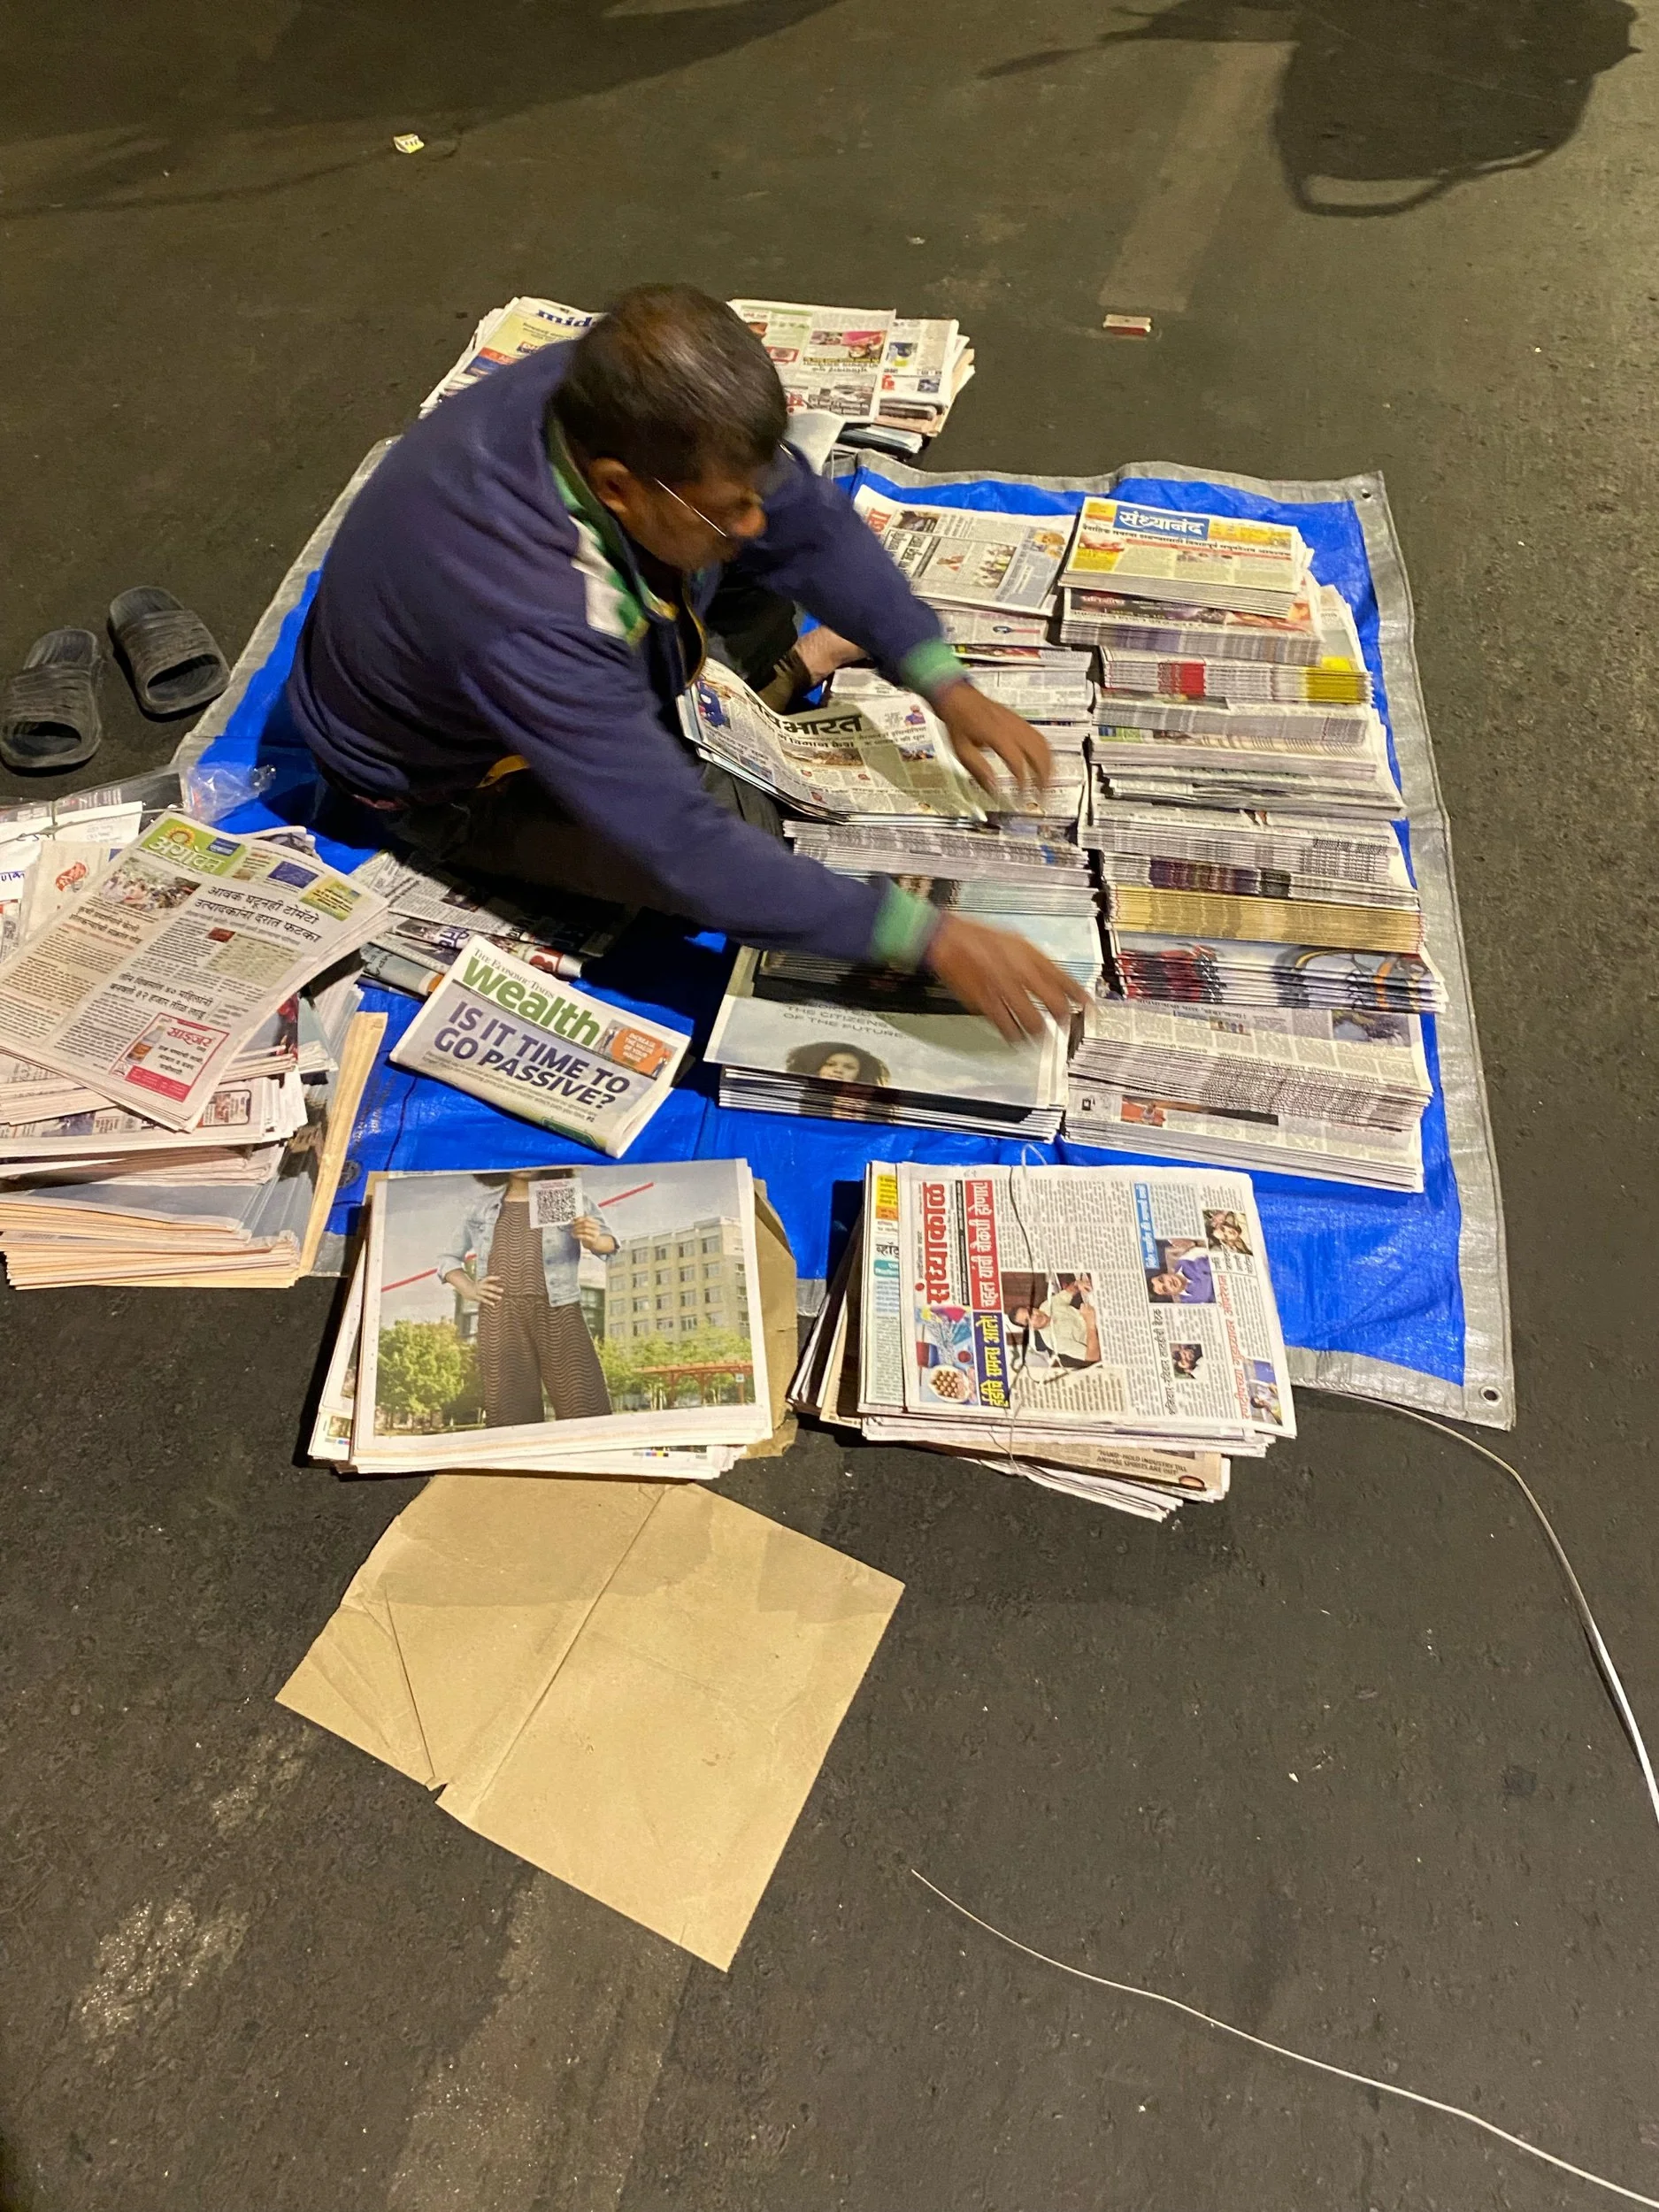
0, 814, 388, 1133
1061, 500, 1311, 618
420, 296, 595, 414
390, 936, 687, 1156
729, 300, 895, 420
685, 662, 985, 823
790, 1160, 1295, 1517
852, 488, 1071, 616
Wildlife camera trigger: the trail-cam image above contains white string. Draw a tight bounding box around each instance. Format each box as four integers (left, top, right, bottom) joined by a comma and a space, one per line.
910, 1870, 1659, 2208
1384, 1405, 1659, 1832
911, 1405, 1659, 2205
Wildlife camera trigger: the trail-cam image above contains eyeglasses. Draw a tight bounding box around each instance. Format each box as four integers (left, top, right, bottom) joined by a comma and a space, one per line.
652, 451, 793, 544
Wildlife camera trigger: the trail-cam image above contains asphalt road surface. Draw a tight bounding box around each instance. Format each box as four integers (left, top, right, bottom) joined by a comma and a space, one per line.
3, 3, 1657, 2208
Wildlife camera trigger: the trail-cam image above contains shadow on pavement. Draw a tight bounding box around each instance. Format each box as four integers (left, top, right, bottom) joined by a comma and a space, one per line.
4, 0, 842, 211
986, 0, 1637, 215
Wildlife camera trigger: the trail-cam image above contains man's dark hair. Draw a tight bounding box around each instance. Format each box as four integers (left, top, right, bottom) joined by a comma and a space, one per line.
551, 284, 787, 484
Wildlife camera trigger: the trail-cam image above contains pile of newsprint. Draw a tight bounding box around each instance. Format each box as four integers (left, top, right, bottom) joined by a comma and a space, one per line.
310, 1156, 778, 1482
425, 293, 974, 457
791, 1161, 1294, 1520
0, 801, 389, 1287
680, 483, 1439, 1189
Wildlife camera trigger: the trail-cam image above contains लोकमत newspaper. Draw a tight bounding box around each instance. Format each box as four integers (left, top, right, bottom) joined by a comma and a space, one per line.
421, 296, 595, 413
887, 1161, 1294, 1446
853, 488, 1071, 616
0, 815, 389, 1133
685, 663, 985, 823
390, 935, 688, 1157
728, 300, 895, 419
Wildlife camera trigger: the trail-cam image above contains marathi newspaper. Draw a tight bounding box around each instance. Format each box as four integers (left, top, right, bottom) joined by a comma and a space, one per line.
880, 1161, 1294, 1443
1061, 499, 1310, 617
686, 663, 985, 821
854, 488, 1070, 615
0, 815, 388, 1132
390, 935, 687, 1156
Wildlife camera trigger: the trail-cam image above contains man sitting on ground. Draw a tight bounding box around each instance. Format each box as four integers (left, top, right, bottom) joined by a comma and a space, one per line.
287, 283, 1083, 1039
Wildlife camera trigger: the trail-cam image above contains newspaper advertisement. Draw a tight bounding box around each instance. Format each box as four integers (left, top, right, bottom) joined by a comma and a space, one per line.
854, 488, 1070, 615
0, 815, 388, 1132
421, 296, 595, 413
936, 607, 1053, 651
1062, 498, 1309, 605
687, 663, 985, 822
351, 1158, 772, 1468
1076, 996, 1432, 1126
390, 935, 687, 1156
708, 948, 1067, 1111
728, 299, 895, 419
895, 1162, 1294, 1440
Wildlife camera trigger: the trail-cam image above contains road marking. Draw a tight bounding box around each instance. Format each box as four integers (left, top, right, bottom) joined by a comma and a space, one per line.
1100, 41, 1292, 315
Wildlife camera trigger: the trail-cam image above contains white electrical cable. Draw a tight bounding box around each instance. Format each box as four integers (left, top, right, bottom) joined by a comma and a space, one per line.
910, 1404, 1659, 2206
911, 1870, 1659, 2208
1386, 1405, 1659, 1832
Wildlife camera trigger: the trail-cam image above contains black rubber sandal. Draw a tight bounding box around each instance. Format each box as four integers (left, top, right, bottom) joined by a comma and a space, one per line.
0, 627, 104, 771
108, 587, 229, 717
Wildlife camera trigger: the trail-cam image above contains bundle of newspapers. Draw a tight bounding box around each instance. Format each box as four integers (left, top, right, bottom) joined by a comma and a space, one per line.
1065, 997, 1432, 1190
0, 810, 393, 1286
1085, 802, 1428, 956
706, 944, 1071, 1139
710, 822, 1096, 1138
352, 846, 618, 1001
422, 295, 975, 452
310, 1156, 775, 1479
791, 1160, 1295, 1520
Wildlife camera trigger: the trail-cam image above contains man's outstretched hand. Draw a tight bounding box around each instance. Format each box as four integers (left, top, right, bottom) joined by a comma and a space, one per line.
933, 683, 1054, 798
926, 912, 1089, 1041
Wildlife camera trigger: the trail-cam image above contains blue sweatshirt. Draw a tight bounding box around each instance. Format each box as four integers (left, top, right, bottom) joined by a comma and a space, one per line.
286, 342, 967, 963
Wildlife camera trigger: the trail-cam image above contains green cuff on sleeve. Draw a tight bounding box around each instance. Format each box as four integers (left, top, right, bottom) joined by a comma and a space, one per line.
867, 883, 941, 972
897, 637, 969, 703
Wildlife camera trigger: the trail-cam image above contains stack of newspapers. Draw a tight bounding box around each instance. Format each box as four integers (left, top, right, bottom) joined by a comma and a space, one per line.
845, 488, 1087, 825
1065, 998, 1432, 1189
1084, 803, 1429, 957
422, 296, 974, 452
309, 1157, 776, 1478
791, 1160, 1295, 1521
0, 813, 392, 1286
352, 846, 619, 1002
708, 825, 1096, 1138
1064, 515, 1401, 818
707, 945, 1071, 1139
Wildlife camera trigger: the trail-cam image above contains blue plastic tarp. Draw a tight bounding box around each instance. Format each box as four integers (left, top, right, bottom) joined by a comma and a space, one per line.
176, 454, 1510, 1426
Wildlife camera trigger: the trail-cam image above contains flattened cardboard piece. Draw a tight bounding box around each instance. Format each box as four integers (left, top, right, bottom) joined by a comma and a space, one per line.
741, 1187, 799, 1461
278, 1475, 902, 1970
